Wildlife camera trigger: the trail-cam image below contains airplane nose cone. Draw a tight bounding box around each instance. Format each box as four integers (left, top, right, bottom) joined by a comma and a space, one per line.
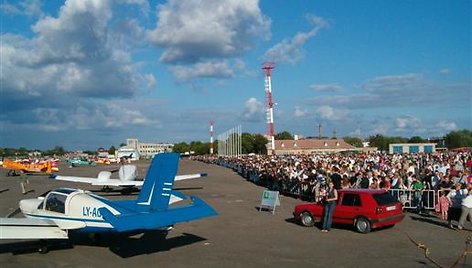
19, 199, 42, 215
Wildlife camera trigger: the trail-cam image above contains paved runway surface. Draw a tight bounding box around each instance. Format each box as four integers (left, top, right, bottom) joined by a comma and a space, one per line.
0, 158, 471, 268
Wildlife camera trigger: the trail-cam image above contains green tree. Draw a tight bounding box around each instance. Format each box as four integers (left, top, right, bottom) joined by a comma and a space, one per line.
275, 131, 293, 140
343, 136, 363, 147
108, 146, 116, 155
445, 129, 472, 149
253, 134, 268, 154
173, 142, 190, 154
368, 134, 389, 151
408, 136, 426, 143
52, 146, 66, 156
241, 133, 255, 154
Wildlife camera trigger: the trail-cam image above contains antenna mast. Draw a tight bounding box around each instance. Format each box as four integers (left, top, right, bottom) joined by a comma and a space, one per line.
262, 62, 276, 154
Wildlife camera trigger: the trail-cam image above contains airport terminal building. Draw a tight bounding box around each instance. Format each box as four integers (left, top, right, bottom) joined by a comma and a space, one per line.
117, 138, 174, 160
388, 143, 437, 154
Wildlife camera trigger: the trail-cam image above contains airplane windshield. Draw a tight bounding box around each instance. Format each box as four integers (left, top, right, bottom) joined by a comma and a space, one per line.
45, 193, 67, 213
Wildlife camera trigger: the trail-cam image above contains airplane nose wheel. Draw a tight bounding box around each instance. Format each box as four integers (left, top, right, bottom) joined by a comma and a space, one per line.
38, 239, 49, 254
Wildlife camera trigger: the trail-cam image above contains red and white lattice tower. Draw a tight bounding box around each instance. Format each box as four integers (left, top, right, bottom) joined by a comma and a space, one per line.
209, 120, 214, 154
262, 62, 275, 153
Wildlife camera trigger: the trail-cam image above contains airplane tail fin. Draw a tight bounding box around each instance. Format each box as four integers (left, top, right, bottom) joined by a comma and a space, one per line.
136, 153, 179, 211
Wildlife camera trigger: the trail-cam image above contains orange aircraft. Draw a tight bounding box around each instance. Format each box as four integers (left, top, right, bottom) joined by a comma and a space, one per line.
2, 159, 55, 176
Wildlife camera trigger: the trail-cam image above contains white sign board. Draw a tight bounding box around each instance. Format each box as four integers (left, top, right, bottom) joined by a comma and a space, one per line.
259, 190, 280, 214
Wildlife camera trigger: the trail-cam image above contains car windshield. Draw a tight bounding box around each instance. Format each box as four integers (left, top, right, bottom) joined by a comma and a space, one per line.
372, 193, 398, 206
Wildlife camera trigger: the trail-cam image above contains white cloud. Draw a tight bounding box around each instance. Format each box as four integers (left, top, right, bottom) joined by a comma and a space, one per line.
440, 68, 450, 75
394, 116, 428, 134
0, 0, 43, 17
436, 120, 457, 132
315, 105, 348, 121
170, 61, 234, 82
148, 0, 270, 64
144, 74, 157, 88
309, 73, 470, 110
294, 106, 308, 117
310, 83, 343, 92
264, 14, 328, 64
361, 73, 424, 93
242, 97, 265, 121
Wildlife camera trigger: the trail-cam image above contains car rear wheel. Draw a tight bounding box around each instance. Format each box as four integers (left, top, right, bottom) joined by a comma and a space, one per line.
300, 212, 315, 227
355, 217, 371, 233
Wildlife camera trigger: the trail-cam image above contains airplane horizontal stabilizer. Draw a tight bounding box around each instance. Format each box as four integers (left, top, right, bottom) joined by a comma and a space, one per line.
175, 173, 207, 181
99, 196, 217, 232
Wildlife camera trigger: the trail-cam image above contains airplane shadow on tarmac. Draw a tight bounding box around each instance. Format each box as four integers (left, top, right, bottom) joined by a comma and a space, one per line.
0, 231, 207, 258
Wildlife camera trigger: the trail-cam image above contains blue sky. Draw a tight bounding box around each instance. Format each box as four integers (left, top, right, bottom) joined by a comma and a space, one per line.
0, 0, 470, 150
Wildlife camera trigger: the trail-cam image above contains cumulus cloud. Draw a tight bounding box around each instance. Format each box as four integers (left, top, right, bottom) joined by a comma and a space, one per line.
264, 14, 328, 64
242, 97, 265, 122
392, 115, 429, 135
436, 120, 457, 132
144, 74, 157, 88
294, 106, 308, 117
315, 105, 348, 121
309, 73, 470, 110
395, 116, 422, 131
170, 61, 234, 82
148, 0, 270, 64
0, 0, 159, 140
1, 0, 147, 101
0, 0, 43, 17
440, 68, 450, 75
310, 83, 343, 92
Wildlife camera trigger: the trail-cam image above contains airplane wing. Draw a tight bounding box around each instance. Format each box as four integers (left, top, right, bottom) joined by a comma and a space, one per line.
53, 175, 98, 184
52, 173, 206, 187
0, 218, 68, 239
91, 180, 144, 187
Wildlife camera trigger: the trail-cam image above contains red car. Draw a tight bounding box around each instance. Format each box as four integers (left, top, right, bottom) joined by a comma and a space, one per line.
293, 189, 404, 233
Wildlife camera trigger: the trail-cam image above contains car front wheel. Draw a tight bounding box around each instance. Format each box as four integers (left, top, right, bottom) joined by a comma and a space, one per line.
355, 217, 371, 233
300, 212, 315, 227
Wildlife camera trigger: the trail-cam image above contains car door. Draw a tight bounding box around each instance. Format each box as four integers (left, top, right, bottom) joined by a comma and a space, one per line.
333, 193, 362, 225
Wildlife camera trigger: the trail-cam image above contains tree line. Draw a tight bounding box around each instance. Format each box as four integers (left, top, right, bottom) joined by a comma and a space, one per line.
1, 129, 471, 157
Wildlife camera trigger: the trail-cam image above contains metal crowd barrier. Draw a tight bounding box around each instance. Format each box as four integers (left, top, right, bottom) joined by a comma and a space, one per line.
388, 189, 438, 211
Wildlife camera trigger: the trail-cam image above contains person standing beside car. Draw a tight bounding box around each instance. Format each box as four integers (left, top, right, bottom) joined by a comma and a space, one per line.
322, 181, 338, 232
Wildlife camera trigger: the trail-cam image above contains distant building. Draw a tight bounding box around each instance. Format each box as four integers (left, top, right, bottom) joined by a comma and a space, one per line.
118, 138, 174, 160
269, 138, 357, 155
389, 143, 437, 154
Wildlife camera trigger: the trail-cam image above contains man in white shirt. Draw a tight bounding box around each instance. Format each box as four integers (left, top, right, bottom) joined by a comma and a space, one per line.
458, 183, 472, 230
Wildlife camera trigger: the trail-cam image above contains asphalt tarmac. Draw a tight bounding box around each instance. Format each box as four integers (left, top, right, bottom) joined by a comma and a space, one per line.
0, 158, 471, 268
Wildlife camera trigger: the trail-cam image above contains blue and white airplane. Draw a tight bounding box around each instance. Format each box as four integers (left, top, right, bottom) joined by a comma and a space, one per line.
0, 153, 217, 252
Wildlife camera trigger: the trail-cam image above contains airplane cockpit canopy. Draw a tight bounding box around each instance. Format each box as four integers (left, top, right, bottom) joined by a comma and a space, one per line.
42, 188, 77, 214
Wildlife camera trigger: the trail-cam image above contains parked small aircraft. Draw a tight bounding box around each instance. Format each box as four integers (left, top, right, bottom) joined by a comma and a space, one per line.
66, 158, 96, 167
0, 153, 217, 253
51, 164, 207, 192
2, 159, 56, 176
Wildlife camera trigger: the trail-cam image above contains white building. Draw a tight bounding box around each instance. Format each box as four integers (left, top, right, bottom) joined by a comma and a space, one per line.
118, 138, 174, 160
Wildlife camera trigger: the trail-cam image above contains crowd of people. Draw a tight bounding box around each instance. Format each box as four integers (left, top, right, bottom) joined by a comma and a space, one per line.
192, 150, 472, 227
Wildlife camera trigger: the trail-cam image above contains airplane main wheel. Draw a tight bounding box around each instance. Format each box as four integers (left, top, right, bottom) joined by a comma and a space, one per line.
38, 240, 49, 254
